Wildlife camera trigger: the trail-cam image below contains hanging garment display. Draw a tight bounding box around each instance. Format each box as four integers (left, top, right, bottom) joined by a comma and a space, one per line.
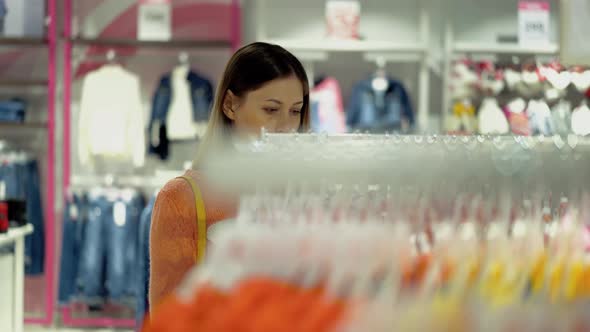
310, 77, 346, 134
59, 189, 147, 307
148, 67, 214, 161
78, 65, 146, 168
478, 98, 509, 134
450, 59, 589, 136
347, 76, 414, 133
0, 152, 44, 275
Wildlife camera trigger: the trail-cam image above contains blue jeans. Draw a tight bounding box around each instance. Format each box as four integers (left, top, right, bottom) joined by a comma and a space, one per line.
58, 194, 86, 304
0, 99, 26, 122
0, 160, 45, 275
136, 196, 154, 330
23, 160, 44, 275
79, 193, 144, 305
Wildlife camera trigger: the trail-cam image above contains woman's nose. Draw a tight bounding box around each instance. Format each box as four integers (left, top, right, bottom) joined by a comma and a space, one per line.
274, 112, 292, 133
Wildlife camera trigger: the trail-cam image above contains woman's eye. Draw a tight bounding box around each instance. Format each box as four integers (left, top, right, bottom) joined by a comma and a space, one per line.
264, 108, 279, 114
290, 109, 302, 115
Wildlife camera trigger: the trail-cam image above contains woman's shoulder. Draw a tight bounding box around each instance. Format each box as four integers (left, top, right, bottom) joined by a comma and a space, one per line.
154, 170, 201, 219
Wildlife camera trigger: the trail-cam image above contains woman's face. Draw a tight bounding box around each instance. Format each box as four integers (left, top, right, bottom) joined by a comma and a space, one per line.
228, 75, 304, 138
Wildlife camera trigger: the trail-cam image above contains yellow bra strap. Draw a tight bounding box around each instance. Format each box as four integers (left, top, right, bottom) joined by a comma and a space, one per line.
178, 175, 207, 264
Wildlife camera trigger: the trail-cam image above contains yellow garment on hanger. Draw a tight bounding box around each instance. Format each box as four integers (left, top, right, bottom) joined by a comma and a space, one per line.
449, 102, 478, 133
453, 102, 476, 117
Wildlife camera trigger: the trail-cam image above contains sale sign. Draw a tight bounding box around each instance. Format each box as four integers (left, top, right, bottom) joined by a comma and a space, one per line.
138, 0, 172, 41
518, 1, 550, 46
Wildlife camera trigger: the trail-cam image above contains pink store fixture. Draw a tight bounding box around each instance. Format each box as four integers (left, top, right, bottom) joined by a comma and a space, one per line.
60, 0, 242, 328
22, 0, 57, 327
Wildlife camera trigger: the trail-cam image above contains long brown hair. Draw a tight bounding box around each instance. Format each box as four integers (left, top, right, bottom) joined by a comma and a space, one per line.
194, 42, 310, 167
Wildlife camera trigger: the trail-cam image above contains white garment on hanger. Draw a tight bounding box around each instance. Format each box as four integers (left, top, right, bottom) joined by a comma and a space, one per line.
78, 64, 145, 168
478, 98, 509, 134
571, 102, 590, 136
552, 100, 572, 136
504, 69, 522, 90
167, 65, 198, 140
571, 70, 590, 93
545, 68, 572, 91
507, 98, 526, 114
528, 100, 554, 135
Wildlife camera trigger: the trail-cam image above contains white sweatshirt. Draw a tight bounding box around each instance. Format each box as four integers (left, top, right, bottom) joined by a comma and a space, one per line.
167, 65, 198, 140
78, 65, 145, 168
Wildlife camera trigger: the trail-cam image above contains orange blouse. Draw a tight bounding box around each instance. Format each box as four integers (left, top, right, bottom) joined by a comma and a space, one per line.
149, 170, 237, 310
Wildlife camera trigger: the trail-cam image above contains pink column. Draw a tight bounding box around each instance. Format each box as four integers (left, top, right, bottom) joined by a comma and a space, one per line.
24, 0, 57, 325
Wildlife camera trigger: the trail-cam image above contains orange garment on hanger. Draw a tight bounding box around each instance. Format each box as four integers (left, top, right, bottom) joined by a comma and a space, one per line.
144, 277, 351, 332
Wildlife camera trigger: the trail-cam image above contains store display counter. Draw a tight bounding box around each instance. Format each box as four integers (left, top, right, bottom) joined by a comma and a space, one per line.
0, 224, 34, 332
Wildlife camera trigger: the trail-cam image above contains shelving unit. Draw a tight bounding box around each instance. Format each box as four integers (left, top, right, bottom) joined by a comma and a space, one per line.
0, 80, 49, 88
0, 1, 57, 329
0, 37, 48, 47
265, 39, 427, 53
441, 0, 562, 126
59, 0, 242, 329
0, 122, 48, 130
69, 37, 232, 49
452, 41, 560, 55
254, 0, 432, 133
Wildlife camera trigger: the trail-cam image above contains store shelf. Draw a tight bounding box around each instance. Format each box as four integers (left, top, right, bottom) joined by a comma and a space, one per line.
453, 42, 559, 55
0, 80, 48, 88
0, 224, 33, 247
69, 38, 232, 49
0, 37, 48, 47
267, 39, 427, 53
0, 122, 47, 130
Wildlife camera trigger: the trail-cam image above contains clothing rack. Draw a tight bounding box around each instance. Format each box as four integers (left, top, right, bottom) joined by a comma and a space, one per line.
203, 133, 590, 193
59, 0, 242, 329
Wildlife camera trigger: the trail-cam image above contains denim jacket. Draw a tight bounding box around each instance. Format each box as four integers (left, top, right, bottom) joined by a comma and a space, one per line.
347, 77, 414, 133
148, 70, 213, 160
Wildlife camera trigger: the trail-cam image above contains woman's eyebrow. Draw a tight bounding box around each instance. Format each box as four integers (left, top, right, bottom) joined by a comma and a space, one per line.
265, 99, 283, 104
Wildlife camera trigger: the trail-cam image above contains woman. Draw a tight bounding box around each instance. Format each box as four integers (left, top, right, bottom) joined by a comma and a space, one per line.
149, 42, 310, 309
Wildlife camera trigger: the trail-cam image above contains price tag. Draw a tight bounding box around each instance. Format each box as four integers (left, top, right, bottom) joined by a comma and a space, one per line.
518, 1, 550, 46
113, 202, 127, 227
138, 0, 172, 41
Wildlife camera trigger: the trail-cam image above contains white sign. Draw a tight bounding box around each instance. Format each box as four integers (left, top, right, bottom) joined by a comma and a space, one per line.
518, 1, 550, 46
138, 0, 172, 41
